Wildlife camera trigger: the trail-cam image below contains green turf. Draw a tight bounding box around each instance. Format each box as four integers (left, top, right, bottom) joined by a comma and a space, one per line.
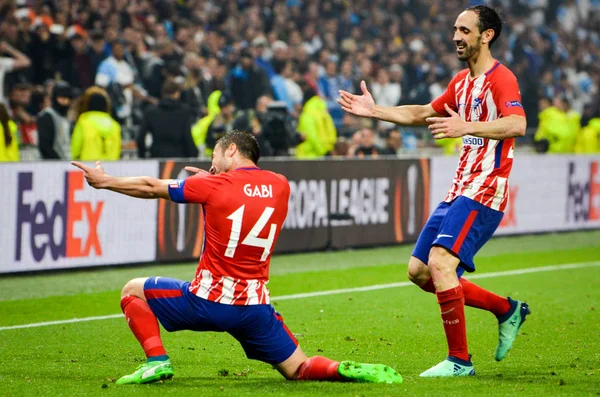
1, 231, 599, 396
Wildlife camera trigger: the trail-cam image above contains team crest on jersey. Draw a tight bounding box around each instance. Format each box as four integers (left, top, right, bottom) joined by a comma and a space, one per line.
472, 97, 483, 118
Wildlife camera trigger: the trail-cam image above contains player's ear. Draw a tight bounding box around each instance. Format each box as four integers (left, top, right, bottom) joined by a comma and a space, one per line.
228, 143, 237, 157
482, 29, 494, 45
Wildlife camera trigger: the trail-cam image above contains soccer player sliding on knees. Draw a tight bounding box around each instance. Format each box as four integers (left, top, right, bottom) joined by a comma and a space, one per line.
71, 130, 403, 385
338, 5, 530, 377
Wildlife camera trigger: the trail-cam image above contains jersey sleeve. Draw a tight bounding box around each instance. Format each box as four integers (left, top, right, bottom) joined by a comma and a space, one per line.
168, 174, 224, 204
491, 73, 526, 118
431, 72, 462, 116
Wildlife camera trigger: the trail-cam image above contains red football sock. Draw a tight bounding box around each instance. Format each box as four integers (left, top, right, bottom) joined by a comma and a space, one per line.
298, 356, 342, 381
120, 295, 167, 358
419, 277, 436, 293
460, 278, 511, 317
436, 286, 469, 362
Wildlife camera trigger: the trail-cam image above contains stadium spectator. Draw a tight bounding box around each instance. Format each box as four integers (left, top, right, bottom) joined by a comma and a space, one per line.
371, 68, 402, 131
0, 40, 30, 102
137, 80, 197, 159
229, 48, 272, 111
296, 79, 336, 159
270, 60, 293, 112
355, 128, 382, 158
318, 60, 345, 128
346, 130, 363, 157
233, 95, 275, 157
180, 52, 206, 121
205, 93, 236, 151
328, 137, 351, 158
95, 39, 136, 122
192, 89, 223, 154
575, 117, 600, 153
37, 81, 74, 160
534, 96, 578, 153
89, 31, 110, 78
71, 130, 403, 385
7, 82, 34, 124
0, 102, 19, 162
379, 129, 402, 156
28, 20, 70, 85
71, 86, 121, 160
58, 31, 95, 90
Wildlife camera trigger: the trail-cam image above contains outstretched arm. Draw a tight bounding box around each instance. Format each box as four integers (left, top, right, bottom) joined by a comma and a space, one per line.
0, 41, 31, 69
338, 80, 440, 126
72, 161, 171, 199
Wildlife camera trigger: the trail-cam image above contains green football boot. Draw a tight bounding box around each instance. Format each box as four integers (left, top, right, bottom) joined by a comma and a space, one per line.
419, 356, 475, 377
115, 359, 174, 385
495, 298, 531, 361
337, 361, 403, 384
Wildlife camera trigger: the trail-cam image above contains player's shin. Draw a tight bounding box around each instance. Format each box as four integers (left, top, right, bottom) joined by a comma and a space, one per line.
436, 285, 470, 362
120, 295, 168, 359
460, 278, 511, 318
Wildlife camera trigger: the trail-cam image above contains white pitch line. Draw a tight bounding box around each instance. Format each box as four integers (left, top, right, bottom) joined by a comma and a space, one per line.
0, 314, 125, 331
1, 261, 599, 332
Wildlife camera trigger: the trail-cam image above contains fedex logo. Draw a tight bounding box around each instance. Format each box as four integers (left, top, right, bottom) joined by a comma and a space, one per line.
499, 186, 518, 228
567, 160, 600, 223
15, 171, 104, 262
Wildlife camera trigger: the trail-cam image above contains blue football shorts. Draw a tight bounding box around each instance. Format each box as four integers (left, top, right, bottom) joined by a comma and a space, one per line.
412, 195, 504, 277
143, 277, 298, 365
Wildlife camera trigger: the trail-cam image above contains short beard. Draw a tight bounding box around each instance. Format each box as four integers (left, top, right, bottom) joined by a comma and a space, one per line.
458, 35, 482, 61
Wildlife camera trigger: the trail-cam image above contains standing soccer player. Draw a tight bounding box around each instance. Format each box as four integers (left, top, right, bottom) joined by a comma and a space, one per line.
72, 130, 403, 385
338, 5, 530, 377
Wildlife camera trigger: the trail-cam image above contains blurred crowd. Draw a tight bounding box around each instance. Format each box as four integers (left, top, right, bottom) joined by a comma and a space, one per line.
1, 0, 599, 162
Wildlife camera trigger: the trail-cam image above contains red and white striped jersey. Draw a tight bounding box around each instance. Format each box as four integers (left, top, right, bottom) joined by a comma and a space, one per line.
168, 167, 290, 305
431, 61, 526, 212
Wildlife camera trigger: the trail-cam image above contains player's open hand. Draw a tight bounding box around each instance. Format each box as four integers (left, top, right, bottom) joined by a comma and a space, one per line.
71, 161, 107, 189
338, 80, 375, 118
426, 104, 471, 139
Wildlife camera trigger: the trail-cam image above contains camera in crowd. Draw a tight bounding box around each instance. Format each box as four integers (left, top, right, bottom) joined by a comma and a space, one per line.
259, 101, 300, 156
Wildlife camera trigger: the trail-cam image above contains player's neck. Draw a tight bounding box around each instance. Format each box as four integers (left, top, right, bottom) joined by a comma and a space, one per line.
230, 158, 258, 170
466, 51, 496, 79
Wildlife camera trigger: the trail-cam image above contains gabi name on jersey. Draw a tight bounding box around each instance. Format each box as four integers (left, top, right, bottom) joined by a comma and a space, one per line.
244, 183, 273, 198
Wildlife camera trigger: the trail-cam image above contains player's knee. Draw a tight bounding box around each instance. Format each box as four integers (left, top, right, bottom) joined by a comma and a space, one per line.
121, 278, 147, 300
428, 247, 455, 278
407, 257, 429, 285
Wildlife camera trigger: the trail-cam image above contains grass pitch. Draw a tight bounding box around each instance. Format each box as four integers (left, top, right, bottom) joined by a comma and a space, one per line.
1, 231, 599, 396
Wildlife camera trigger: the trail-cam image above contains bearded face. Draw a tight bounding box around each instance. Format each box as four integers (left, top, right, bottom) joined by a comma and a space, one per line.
456, 34, 482, 61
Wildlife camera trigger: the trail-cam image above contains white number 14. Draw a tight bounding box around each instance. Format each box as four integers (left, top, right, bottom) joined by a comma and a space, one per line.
225, 205, 277, 261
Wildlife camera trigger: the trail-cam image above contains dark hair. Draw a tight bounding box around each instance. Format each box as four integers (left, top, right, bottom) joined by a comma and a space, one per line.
161, 80, 181, 97
218, 93, 234, 108
386, 128, 401, 139
87, 92, 109, 112
216, 129, 260, 165
0, 103, 12, 147
465, 5, 502, 48
272, 59, 287, 75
